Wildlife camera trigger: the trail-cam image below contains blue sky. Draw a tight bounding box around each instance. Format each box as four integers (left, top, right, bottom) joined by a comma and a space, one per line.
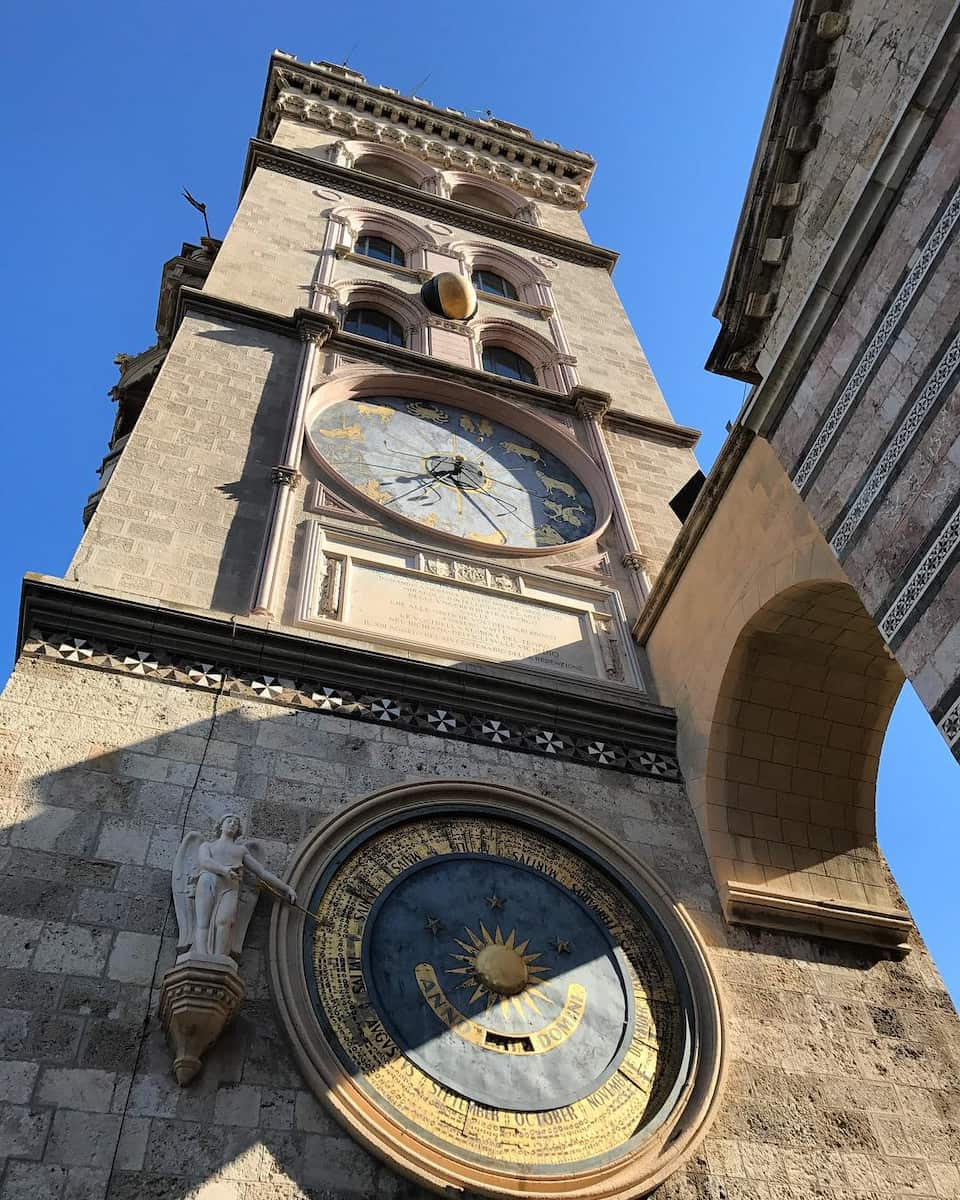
1, 2, 956, 998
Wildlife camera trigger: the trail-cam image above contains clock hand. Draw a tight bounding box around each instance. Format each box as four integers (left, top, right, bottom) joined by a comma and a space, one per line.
381, 477, 441, 506
461, 488, 507, 538
480, 472, 531, 493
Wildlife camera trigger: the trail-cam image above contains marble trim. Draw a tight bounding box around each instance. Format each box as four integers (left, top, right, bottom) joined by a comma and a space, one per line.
938, 693, 960, 749
878, 497, 960, 646
793, 180, 960, 494
20, 627, 680, 782
830, 326, 960, 556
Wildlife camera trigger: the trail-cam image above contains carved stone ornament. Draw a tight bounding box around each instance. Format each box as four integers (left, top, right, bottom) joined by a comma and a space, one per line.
271, 465, 302, 488
159, 814, 296, 1083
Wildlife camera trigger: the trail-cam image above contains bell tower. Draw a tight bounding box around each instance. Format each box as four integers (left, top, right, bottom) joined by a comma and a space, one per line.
2, 46, 958, 1200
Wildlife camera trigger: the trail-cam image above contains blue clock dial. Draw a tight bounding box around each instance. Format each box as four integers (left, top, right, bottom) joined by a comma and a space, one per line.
307, 396, 597, 549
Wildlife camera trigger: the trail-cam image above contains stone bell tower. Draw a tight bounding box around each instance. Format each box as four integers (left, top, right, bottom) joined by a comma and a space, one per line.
1, 47, 957, 1200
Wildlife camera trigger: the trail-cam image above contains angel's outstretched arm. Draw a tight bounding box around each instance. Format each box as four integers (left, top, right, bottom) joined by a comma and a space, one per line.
242, 848, 296, 903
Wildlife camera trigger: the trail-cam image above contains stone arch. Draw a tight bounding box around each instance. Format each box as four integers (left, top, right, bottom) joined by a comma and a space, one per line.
447, 240, 550, 308
705, 578, 908, 949
331, 204, 438, 267
476, 317, 570, 392
345, 141, 437, 189
333, 279, 427, 354
446, 171, 535, 223
641, 437, 913, 953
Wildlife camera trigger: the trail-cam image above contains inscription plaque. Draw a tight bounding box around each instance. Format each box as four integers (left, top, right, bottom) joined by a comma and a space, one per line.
348, 563, 595, 676
294, 524, 640, 687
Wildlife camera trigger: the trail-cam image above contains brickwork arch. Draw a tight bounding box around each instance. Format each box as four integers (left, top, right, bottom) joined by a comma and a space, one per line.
705, 579, 906, 946
643, 436, 911, 950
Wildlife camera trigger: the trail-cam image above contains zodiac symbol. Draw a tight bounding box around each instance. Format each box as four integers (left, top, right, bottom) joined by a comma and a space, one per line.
534, 524, 565, 546
500, 441, 543, 463
315, 423, 363, 440
356, 402, 396, 424
543, 499, 585, 527
360, 479, 392, 503
536, 471, 577, 500
407, 401, 449, 424
460, 414, 493, 439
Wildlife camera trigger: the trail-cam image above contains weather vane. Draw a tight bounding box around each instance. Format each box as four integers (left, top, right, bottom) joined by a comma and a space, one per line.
182, 188, 211, 239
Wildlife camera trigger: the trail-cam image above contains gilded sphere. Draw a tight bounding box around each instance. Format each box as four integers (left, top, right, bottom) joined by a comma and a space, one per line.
420, 271, 478, 322
474, 943, 529, 996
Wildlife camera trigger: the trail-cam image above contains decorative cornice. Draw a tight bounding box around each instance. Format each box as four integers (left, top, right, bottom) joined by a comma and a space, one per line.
724, 881, 912, 955
172, 288, 705, 452
573, 386, 612, 421
633, 427, 753, 644
258, 54, 595, 198
604, 408, 701, 449
240, 141, 618, 273
173, 288, 580, 413
17, 577, 680, 780
706, 2, 848, 383
716, 4, 960, 407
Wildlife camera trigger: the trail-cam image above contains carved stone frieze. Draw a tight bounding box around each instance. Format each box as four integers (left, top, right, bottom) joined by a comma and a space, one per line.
269, 87, 587, 209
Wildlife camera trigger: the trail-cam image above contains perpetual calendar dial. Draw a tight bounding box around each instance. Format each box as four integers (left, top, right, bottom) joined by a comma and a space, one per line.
306, 396, 597, 550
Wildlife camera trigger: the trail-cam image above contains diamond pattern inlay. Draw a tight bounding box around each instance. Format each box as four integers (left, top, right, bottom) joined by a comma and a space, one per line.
20, 626, 679, 781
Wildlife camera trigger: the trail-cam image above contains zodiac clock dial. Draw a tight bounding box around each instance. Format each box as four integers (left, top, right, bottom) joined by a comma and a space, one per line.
306, 396, 597, 549
299, 809, 692, 1180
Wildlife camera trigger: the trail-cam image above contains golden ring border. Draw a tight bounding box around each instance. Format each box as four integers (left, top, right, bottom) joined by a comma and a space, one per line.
269, 781, 726, 1200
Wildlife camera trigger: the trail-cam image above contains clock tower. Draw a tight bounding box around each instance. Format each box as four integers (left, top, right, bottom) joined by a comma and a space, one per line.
2, 48, 958, 1200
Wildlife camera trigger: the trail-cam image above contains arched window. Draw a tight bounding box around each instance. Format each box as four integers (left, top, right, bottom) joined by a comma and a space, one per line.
344, 307, 405, 347
450, 183, 517, 218
471, 269, 519, 301
355, 234, 405, 267
482, 344, 536, 384
354, 153, 423, 188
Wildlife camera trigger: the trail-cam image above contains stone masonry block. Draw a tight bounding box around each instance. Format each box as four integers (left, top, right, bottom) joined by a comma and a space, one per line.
45, 1111, 122, 1168
107, 933, 161, 986
37, 1069, 117, 1114
33, 924, 113, 977
0, 1103, 51, 1160
0, 1163, 67, 1200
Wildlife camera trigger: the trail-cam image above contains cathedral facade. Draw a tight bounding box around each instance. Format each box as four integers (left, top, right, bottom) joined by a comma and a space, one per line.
1, 10, 959, 1200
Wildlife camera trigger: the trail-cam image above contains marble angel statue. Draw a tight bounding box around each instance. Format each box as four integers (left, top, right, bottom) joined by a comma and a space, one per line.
172, 814, 297, 964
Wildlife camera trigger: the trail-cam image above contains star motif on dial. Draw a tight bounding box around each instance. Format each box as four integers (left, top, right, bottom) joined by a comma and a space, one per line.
484, 893, 505, 909
550, 936, 573, 954
307, 396, 597, 549
424, 915, 444, 936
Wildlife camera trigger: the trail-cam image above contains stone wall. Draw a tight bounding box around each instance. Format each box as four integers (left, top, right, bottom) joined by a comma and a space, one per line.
68, 316, 299, 616
604, 427, 693, 575
761, 0, 956, 366
768, 83, 960, 754
0, 638, 958, 1199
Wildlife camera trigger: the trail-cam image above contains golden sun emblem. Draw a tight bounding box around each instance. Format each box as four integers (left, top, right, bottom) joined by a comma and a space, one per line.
447, 923, 553, 1018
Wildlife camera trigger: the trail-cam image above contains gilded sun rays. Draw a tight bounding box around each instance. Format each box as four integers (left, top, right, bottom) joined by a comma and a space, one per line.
447, 922, 553, 1019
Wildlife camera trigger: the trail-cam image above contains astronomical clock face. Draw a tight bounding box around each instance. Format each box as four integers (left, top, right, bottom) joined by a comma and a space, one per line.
306, 396, 597, 549
297, 808, 694, 1190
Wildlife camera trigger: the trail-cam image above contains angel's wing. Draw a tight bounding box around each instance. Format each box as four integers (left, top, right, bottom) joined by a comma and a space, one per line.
171, 831, 204, 951
231, 837, 266, 957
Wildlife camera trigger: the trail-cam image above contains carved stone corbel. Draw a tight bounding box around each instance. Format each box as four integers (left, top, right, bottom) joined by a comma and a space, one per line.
271, 465, 302, 488
159, 816, 296, 1083
573, 387, 612, 422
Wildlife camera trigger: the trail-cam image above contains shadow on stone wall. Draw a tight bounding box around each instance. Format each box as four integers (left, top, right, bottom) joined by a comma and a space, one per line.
1, 658, 955, 1200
